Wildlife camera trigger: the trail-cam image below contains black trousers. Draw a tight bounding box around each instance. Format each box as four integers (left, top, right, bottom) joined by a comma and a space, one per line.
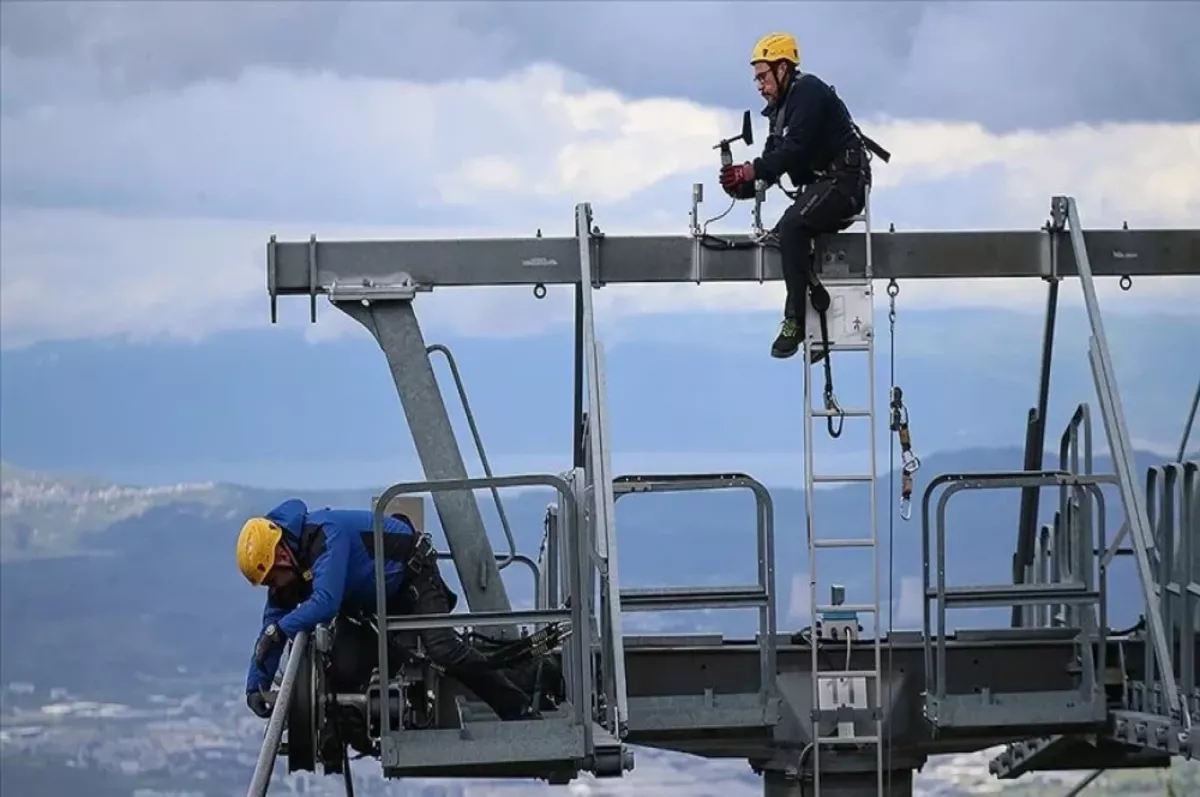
327, 567, 533, 722
395, 565, 533, 720
775, 168, 869, 327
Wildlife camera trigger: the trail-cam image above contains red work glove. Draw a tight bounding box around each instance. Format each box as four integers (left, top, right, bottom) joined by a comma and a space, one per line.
720, 162, 755, 192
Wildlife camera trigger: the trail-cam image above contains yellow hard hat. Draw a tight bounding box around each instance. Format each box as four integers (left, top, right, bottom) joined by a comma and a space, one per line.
237, 517, 283, 586
751, 33, 800, 66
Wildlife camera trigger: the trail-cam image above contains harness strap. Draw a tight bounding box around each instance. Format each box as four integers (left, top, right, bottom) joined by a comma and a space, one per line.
808, 281, 844, 438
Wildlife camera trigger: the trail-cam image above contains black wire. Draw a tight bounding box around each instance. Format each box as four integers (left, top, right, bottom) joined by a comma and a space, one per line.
886, 284, 897, 793
698, 234, 777, 251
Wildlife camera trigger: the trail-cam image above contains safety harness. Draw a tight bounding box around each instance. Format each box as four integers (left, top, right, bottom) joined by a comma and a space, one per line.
765, 77, 890, 438
286, 516, 561, 673
272, 513, 444, 610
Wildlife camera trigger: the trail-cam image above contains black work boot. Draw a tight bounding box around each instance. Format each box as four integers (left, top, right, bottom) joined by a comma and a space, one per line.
771, 317, 802, 359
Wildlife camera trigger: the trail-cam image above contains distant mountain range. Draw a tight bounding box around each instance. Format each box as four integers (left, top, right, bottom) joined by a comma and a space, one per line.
0, 447, 1176, 695
2, 454, 1196, 796
2, 306, 1196, 489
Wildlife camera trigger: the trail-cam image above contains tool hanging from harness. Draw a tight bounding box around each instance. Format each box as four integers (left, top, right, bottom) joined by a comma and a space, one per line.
885, 279, 921, 519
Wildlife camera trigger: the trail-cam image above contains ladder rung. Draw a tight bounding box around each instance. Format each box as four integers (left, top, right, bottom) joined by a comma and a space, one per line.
816, 603, 876, 614
813, 537, 875, 549
812, 407, 871, 418
812, 473, 873, 484
815, 670, 878, 680
816, 734, 880, 745
807, 341, 871, 353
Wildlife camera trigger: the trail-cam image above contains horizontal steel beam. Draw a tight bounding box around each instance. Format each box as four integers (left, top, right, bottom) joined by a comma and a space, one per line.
619, 584, 769, 612
266, 227, 1200, 298
615, 629, 1189, 766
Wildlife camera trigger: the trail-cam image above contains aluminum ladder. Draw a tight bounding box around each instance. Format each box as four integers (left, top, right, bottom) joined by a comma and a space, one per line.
801, 186, 885, 797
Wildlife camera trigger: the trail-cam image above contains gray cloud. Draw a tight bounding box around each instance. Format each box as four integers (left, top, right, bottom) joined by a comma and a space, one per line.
2, 1, 1197, 130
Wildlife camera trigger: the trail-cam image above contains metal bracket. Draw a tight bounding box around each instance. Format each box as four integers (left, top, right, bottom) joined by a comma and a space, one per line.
328, 274, 422, 304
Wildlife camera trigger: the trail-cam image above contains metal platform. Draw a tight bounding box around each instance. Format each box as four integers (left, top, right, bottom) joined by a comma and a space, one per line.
247, 195, 1200, 797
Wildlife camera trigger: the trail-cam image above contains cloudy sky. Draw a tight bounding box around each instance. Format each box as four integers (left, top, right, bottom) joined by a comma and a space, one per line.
1, 0, 1198, 350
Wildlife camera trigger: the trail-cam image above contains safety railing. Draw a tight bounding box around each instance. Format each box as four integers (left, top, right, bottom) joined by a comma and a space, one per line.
921, 470, 1109, 729
370, 473, 597, 767
609, 472, 778, 706
1143, 461, 1199, 714
1020, 403, 1115, 631
426, 343, 519, 570
435, 550, 543, 611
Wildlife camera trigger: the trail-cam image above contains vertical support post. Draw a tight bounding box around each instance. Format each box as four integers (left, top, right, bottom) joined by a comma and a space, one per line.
1059, 195, 1183, 717
1176, 375, 1200, 462
574, 282, 586, 469
339, 300, 515, 637
1179, 464, 1197, 696
542, 505, 561, 609
1012, 270, 1060, 625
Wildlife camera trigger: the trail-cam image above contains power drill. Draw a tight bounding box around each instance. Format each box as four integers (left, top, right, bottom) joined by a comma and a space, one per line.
714, 109, 754, 168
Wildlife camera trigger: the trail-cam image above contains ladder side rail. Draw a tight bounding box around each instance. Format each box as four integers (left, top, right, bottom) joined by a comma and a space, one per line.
804, 187, 885, 797
803, 293, 822, 791
861, 187, 884, 793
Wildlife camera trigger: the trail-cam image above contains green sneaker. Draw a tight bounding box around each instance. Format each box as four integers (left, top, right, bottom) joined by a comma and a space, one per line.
771, 317, 801, 359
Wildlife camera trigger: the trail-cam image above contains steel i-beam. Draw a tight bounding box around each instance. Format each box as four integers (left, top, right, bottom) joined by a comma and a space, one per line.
339, 300, 514, 631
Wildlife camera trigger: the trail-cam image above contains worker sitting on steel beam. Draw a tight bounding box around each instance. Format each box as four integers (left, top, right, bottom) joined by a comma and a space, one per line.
236, 498, 538, 722
720, 32, 887, 361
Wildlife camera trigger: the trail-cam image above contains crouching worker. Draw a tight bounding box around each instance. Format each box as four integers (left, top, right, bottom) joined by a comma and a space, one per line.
237, 498, 537, 722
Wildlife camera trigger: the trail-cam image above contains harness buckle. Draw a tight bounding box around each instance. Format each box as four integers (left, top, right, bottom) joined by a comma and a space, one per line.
406, 531, 437, 574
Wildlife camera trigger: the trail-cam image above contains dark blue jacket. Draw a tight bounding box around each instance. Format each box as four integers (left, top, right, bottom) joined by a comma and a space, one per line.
752, 72, 867, 190
245, 498, 414, 693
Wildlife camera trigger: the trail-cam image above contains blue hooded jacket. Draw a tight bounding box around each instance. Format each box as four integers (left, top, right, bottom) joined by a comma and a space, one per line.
245, 498, 414, 693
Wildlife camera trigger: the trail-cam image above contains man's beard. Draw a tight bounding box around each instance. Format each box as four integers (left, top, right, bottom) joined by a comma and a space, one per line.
269, 574, 310, 611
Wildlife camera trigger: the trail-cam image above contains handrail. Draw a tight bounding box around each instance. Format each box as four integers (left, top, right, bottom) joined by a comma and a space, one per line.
921, 471, 1110, 709
1145, 461, 1199, 700
246, 631, 310, 797
436, 552, 540, 612
611, 472, 778, 704
426, 343, 518, 570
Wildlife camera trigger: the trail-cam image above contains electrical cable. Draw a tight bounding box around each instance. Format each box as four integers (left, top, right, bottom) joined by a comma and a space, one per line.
885, 280, 899, 795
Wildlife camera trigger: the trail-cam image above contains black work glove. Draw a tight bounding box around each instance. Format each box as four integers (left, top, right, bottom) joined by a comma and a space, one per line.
254, 623, 286, 670
246, 690, 273, 719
